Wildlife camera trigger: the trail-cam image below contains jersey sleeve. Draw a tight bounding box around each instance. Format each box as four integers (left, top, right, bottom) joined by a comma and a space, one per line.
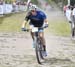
40, 11, 47, 20
25, 12, 31, 21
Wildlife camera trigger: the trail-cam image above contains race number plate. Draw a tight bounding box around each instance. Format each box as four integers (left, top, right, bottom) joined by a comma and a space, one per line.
32, 27, 38, 32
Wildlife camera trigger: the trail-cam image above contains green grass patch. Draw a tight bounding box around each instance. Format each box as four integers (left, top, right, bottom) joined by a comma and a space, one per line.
0, 12, 26, 32
48, 18, 71, 36
0, 17, 4, 24
0, 12, 71, 37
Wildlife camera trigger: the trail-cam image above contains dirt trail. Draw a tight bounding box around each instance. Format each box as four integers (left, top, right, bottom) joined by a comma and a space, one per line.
0, 0, 75, 67
0, 32, 75, 67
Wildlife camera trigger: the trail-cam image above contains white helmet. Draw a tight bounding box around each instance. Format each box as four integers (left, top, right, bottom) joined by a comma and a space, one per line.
32, 5, 37, 9
29, 4, 37, 11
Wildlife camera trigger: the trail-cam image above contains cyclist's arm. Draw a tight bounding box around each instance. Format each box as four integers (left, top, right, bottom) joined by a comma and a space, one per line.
21, 20, 27, 28
21, 12, 31, 28
42, 13, 48, 26
44, 19, 48, 24
40, 11, 48, 25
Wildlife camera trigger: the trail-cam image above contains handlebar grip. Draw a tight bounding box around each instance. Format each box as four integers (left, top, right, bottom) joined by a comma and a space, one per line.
43, 25, 48, 28
21, 28, 29, 32
21, 28, 26, 31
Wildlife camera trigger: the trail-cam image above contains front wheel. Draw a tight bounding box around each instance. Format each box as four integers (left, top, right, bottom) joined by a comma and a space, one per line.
35, 39, 44, 64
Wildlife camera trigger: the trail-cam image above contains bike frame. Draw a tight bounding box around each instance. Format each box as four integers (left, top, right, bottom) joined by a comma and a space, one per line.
32, 27, 44, 64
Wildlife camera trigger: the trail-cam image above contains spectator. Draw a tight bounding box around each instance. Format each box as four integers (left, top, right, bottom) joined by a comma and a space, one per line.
63, 5, 67, 14
72, 5, 75, 20
66, 6, 72, 23
12, 1, 16, 12
71, 5, 75, 27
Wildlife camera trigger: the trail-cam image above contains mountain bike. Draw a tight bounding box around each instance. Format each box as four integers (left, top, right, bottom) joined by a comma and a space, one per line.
25, 27, 46, 64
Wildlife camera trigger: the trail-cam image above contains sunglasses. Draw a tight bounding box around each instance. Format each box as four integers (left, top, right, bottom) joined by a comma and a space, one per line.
31, 10, 35, 12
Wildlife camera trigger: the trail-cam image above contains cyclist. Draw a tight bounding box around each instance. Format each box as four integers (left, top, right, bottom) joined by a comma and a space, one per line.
21, 6, 48, 56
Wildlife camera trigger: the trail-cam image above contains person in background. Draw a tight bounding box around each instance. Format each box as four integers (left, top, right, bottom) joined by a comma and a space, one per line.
63, 5, 67, 15
66, 6, 72, 23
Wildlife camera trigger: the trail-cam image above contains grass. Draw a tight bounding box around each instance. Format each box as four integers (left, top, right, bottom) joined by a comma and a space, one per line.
44, 0, 71, 36
47, 17, 71, 36
0, 12, 71, 36
0, 12, 26, 32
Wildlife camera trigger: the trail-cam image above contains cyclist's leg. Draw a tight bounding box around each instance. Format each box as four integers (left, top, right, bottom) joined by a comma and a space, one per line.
29, 24, 35, 47
30, 31, 36, 48
30, 32, 34, 41
29, 24, 35, 41
38, 30, 47, 56
39, 32, 46, 51
38, 28, 46, 51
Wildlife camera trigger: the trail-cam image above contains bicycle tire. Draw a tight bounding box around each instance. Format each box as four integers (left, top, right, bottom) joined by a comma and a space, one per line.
35, 40, 41, 64
38, 39, 44, 59
35, 38, 45, 64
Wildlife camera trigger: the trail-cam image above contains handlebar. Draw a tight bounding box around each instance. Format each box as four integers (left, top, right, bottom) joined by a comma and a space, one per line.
21, 25, 48, 32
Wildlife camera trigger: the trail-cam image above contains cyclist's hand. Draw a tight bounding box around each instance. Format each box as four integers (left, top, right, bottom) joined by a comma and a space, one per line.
43, 23, 48, 28
44, 24, 48, 28
21, 28, 27, 31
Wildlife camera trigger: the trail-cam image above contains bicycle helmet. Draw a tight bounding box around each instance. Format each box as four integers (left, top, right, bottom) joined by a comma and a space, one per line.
29, 4, 37, 11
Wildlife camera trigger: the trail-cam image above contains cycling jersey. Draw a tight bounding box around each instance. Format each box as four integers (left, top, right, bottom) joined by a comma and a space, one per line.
25, 10, 47, 27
